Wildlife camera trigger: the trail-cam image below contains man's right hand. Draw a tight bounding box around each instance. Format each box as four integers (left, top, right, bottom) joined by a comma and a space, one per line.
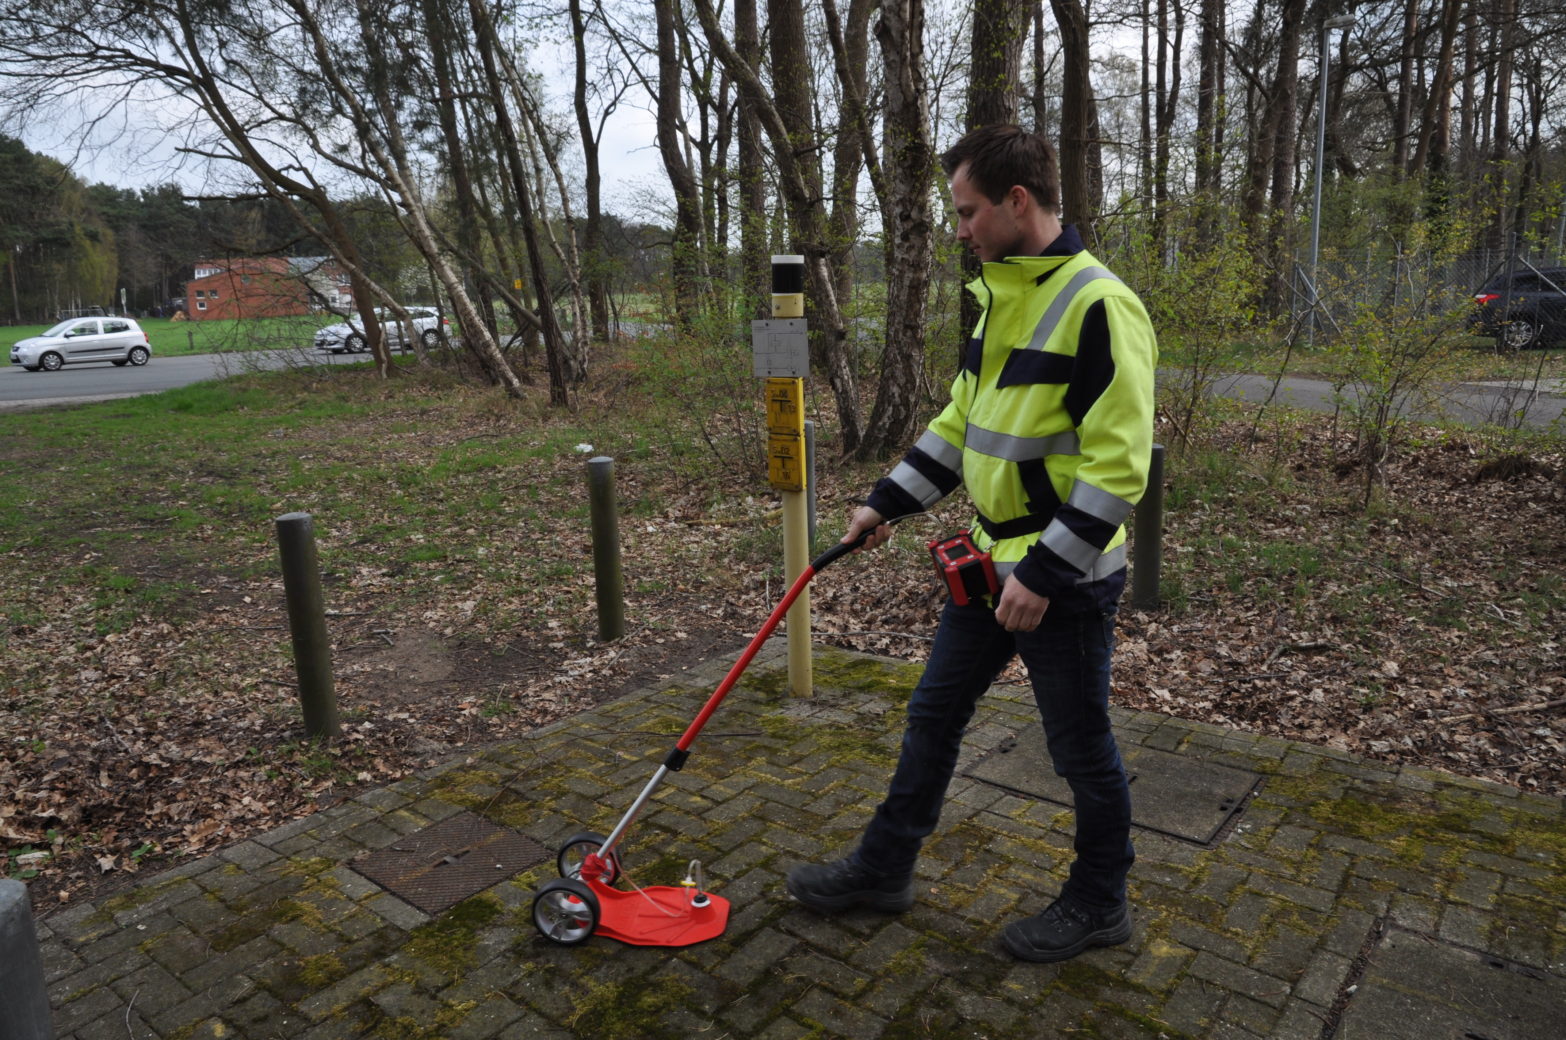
843, 505, 893, 551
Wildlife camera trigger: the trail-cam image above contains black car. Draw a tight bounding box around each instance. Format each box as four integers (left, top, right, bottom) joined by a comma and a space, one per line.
1472, 265, 1566, 349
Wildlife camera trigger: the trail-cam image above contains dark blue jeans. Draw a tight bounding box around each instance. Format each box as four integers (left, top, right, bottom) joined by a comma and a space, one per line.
854, 593, 1134, 910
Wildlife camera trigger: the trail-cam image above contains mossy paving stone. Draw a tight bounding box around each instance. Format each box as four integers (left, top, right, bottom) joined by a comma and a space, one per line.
963, 726, 1261, 845
1336, 926, 1566, 1040
36, 648, 1566, 1038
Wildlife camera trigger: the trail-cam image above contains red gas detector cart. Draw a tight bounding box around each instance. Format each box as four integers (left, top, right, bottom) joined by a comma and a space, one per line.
529, 525, 902, 947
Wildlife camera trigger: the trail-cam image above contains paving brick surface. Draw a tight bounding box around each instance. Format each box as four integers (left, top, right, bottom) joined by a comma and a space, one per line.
33, 646, 1566, 1039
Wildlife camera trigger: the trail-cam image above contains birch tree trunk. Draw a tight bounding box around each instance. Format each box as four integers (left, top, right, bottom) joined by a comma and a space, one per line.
1410, 0, 1463, 188
734, 0, 769, 318
654, 0, 705, 332
693, 0, 864, 453
466, 0, 571, 404
569, 0, 611, 342
1487, 0, 1516, 248
1194, 0, 1224, 244
1264, 0, 1306, 311
1049, 0, 1102, 235
968, 0, 1032, 129
857, 0, 934, 461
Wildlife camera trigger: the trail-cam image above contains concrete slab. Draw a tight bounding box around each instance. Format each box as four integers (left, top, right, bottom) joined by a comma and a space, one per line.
963, 722, 1261, 843
1336, 926, 1566, 1040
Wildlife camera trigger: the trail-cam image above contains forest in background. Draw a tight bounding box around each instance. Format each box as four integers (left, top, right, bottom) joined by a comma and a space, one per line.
0, 0, 1562, 453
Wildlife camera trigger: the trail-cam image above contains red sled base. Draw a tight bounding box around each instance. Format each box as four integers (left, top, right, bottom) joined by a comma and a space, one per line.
590, 880, 730, 946
531, 874, 729, 947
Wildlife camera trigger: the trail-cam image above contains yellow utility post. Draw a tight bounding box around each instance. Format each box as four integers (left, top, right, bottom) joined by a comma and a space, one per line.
752, 255, 812, 696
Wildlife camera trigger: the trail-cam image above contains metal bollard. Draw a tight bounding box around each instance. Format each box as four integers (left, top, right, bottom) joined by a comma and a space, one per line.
1131, 443, 1165, 611
587, 457, 625, 641
275, 513, 341, 738
0, 880, 53, 1040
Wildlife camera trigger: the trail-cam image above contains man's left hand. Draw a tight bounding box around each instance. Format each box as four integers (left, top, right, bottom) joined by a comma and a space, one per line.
994, 578, 1050, 632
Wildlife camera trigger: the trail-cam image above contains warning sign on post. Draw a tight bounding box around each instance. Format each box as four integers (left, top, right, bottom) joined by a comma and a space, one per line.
751, 318, 809, 378
767, 433, 805, 491
765, 377, 805, 491
765, 378, 804, 436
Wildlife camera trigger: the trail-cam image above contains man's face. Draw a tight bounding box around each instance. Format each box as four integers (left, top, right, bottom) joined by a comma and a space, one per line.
950, 164, 1025, 263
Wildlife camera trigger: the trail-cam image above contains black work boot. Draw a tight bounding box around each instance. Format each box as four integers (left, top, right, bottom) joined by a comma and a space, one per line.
785, 857, 914, 914
1001, 897, 1132, 962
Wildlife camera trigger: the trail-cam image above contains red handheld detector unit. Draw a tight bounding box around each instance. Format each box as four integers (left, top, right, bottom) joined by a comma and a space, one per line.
929, 531, 1000, 605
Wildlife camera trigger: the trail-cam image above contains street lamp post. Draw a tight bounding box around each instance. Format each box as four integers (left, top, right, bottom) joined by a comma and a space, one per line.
1309, 13, 1356, 347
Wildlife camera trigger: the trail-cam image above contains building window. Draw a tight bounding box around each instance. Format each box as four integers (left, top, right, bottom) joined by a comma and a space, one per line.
196, 300, 207, 311
210, 290, 219, 299
194, 290, 205, 299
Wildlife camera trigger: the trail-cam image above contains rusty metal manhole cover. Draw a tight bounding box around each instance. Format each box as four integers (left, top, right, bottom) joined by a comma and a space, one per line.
351, 811, 550, 914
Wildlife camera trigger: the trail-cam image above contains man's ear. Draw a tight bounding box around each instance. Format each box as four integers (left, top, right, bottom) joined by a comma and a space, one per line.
1007, 184, 1031, 214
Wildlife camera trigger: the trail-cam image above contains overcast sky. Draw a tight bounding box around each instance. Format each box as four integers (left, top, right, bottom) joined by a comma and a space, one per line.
15, 46, 670, 220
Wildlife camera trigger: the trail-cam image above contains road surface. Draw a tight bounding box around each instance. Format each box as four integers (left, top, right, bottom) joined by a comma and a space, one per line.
4, 348, 1563, 428
1206, 371, 1565, 429
0, 349, 368, 411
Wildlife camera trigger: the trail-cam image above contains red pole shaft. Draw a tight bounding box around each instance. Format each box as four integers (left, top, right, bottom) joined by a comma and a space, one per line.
674, 564, 818, 751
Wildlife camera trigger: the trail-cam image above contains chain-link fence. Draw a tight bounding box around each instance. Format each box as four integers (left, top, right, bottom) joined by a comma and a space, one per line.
1292, 242, 1566, 339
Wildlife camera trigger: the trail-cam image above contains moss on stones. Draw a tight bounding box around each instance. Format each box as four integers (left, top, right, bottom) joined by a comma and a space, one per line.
742, 650, 923, 704
295, 952, 347, 989
98, 876, 186, 916
564, 973, 694, 1040
429, 767, 507, 808
403, 893, 503, 976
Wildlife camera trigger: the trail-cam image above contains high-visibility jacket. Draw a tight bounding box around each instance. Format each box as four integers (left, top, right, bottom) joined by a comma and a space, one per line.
867, 231, 1158, 602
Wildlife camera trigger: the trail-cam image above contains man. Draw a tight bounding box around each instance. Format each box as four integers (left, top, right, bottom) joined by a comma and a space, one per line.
786, 124, 1157, 963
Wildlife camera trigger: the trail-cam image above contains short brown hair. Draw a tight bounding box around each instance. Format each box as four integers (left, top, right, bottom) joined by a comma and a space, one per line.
940, 124, 1060, 212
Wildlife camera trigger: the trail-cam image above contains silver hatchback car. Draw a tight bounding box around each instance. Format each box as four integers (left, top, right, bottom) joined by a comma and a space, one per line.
314, 307, 446, 353
10, 317, 153, 371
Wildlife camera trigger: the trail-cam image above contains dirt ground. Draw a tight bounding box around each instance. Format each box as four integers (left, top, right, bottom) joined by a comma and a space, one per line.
4, 418, 1563, 918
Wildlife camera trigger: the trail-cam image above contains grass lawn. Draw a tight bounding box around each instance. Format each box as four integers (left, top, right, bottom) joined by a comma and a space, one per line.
1194, 334, 1566, 386
1, 314, 342, 358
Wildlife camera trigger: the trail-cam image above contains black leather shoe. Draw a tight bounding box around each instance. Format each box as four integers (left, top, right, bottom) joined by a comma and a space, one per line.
1001, 897, 1132, 962
786, 857, 914, 914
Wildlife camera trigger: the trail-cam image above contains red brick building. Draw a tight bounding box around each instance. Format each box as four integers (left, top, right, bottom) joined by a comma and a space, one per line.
184, 257, 350, 320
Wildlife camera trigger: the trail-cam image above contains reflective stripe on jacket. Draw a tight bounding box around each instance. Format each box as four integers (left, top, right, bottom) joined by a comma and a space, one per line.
870, 244, 1158, 601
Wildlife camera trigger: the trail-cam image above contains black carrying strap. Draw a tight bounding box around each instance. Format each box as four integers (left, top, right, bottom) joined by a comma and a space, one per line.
974, 510, 1048, 540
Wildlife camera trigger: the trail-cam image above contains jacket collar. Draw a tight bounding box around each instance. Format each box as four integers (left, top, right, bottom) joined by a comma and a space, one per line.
1041, 224, 1086, 257
972, 224, 1089, 298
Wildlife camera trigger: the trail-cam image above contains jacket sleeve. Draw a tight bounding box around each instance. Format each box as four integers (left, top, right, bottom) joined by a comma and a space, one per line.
865, 361, 976, 520
1011, 296, 1158, 599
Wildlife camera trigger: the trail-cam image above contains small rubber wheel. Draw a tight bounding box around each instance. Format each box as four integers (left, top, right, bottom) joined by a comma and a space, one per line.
532, 878, 599, 945
557, 831, 620, 885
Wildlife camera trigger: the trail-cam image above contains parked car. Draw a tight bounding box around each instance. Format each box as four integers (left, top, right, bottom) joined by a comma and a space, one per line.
1472, 266, 1566, 349
9, 316, 152, 371
314, 307, 448, 353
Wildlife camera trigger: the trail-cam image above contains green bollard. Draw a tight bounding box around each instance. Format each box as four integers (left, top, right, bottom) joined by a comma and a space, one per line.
1131, 443, 1165, 611
588, 457, 625, 641
275, 512, 340, 738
